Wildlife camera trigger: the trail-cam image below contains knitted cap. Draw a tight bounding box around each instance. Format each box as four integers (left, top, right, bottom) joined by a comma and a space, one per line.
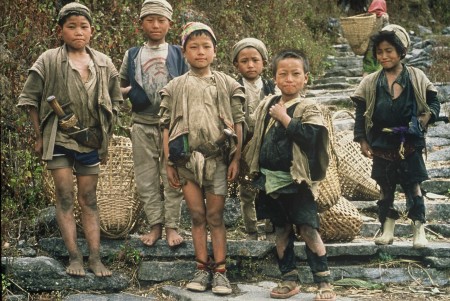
58, 2, 92, 24
180, 22, 217, 47
232, 38, 269, 63
140, 0, 173, 21
381, 24, 410, 49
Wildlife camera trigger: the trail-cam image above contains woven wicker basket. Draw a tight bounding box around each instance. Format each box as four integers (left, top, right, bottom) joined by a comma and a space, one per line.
317, 107, 341, 213
319, 196, 363, 242
340, 13, 376, 55
332, 111, 379, 201
43, 135, 143, 239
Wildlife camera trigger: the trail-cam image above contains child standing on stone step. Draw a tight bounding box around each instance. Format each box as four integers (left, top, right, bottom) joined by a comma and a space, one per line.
244, 49, 336, 300
232, 37, 276, 241
119, 0, 189, 248
159, 22, 245, 295
17, 2, 122, 277
352, 24, 440, 249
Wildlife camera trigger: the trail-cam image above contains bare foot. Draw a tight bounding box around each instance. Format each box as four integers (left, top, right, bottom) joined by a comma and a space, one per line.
66, 255, 85, 277
166, 227, 184, 247
140, 224, 162, 246
88, 257, 112, 277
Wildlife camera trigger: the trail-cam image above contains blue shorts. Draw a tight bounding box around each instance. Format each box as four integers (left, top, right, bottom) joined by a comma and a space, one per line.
46, 145, 100, 175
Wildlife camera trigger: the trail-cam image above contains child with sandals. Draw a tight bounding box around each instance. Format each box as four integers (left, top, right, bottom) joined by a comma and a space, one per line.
244, 49, 336, 300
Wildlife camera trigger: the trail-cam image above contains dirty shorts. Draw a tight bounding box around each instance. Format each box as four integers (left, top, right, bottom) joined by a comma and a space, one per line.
255, 183, 319, 229
177, 157, 228, 196
46, 145, 100, 175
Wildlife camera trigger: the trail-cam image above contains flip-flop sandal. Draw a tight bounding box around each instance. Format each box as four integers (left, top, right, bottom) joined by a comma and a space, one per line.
270, 281, 300, 299
314, 288, 336, 301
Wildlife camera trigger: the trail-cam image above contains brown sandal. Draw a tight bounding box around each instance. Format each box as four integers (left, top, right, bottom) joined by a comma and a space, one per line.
314, 288, 336, 301
270, 281, 300, 299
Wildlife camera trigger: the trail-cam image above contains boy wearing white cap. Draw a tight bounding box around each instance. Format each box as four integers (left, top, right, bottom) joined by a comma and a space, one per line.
352, 24, 440, 249
18, 2, 122, 277
232, 38, 275, 240
119, 0, 189, 247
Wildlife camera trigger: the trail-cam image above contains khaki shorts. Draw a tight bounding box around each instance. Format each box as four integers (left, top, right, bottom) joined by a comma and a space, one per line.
177, 158, 228, 196
46, 154, 100, 175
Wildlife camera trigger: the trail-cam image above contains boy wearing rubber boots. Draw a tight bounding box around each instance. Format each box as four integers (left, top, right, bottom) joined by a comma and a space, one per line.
352, 24, 440, 249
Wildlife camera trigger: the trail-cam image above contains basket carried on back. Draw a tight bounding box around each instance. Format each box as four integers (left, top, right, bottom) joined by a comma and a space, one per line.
340, 13, 376, 55
317, 106, 341, 213
332, 111, 379, 201
43, 135, 143, 239
319, 196, 363, 242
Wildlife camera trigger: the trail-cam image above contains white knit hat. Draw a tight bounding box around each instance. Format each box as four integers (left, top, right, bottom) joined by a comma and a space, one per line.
381, 24, 410, 50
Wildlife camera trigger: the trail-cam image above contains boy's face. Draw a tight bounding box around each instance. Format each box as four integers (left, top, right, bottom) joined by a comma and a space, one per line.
274, 58, 308, 98
234, 47, 264, 82
57, 15, 93, 51
140, 14, 172, 45
182, 33, 216, 74
376, 40, 402, 71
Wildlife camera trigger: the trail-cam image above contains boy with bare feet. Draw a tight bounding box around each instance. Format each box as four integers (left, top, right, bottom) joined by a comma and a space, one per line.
119, 0, 189, 247
18, 2, 122, 277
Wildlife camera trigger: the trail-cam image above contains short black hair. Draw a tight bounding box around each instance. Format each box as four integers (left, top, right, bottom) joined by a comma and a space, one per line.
182, 30, 217, 49
371, 30, 406, 59
271, 49, 309, 77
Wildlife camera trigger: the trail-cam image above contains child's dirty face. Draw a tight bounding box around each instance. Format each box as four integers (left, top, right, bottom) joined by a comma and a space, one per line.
58, 15, 93, 50
140, 14, 171, 44
183, 33, 216, 71
235, 47, 264, 81
376, 40, 402, 71
274, 58, 308, 97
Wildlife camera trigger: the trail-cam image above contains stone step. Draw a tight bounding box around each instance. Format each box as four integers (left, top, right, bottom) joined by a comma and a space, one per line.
38, 237, 450, 265
351, 199, 450, 221
359, 221, 450, 238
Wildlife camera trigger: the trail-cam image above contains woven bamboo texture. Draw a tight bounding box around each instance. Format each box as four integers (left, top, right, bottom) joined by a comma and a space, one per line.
332, 111, 379, 201
43, 135, 143, 239
317, 107, 341, 213
319, 196, 363, 242
340, 13, 377, 55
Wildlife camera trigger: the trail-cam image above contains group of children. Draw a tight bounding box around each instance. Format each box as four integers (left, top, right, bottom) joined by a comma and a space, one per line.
18, 0, 439, 300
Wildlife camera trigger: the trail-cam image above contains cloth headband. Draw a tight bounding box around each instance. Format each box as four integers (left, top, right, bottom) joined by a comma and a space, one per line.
140, 0, 173, 21
58, 2, 92, 24
181, 22, 217, 47
232, 38, 269, 63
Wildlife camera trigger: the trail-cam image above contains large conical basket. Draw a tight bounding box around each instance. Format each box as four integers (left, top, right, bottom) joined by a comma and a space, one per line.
318, 196, 363, 242
332, 111, 379, 201
340, 13, 377, 55
43, 135, 143, 239
316, 106, 341, 213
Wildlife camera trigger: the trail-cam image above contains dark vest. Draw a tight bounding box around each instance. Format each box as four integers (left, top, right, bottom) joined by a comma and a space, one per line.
127, 45, 188, 112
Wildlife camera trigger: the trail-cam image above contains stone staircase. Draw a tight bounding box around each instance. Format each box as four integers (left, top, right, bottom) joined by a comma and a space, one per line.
3, 40, 450, 301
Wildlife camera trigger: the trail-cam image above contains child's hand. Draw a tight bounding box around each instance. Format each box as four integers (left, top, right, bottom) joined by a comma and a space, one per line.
359, 139, 373, 159
227, 159, 240, 182
167, 165, 181, 188
269, 103, 291, 127
34, 136, 43, 158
